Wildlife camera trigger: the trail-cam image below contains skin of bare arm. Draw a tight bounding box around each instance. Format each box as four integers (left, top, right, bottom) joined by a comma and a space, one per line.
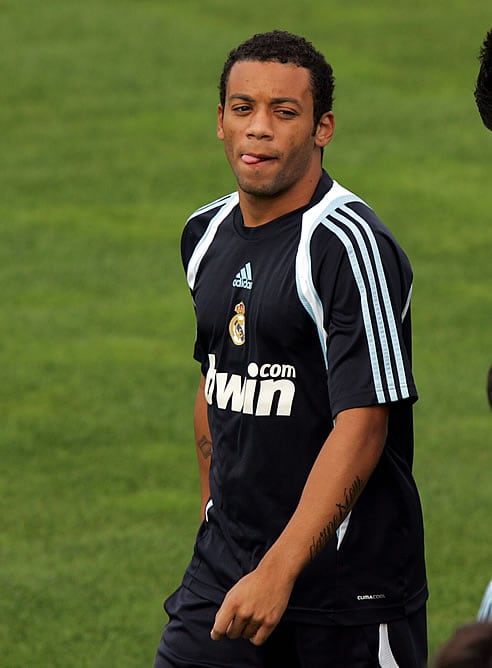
210, 404, 389, 645
194, 375, 212, 522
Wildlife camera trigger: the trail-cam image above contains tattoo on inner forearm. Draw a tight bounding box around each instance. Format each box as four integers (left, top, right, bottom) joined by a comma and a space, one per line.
197, 435, 212, 460
309, 476, 364, 562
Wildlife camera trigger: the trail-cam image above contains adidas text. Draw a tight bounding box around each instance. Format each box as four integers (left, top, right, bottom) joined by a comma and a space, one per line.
232, 277, 253, 289
233, 262, 253, 290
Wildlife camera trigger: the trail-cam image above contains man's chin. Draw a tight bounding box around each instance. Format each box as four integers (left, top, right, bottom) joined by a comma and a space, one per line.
237, 178, 285, 199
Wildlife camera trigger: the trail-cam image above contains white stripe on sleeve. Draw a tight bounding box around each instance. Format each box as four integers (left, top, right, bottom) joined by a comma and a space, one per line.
186, 193, 239, 291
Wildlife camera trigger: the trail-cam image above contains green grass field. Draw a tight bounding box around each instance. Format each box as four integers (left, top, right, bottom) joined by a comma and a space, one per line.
1, 1, 491, 665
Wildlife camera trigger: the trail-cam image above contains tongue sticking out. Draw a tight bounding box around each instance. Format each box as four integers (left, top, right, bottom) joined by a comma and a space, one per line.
241, 154, 266, 165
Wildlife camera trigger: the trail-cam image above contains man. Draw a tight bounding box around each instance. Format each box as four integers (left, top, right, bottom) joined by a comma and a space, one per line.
475, 28, 492, 411
155, 31, 427, 667
474, 29, 492, 637
475, 28, 492, 130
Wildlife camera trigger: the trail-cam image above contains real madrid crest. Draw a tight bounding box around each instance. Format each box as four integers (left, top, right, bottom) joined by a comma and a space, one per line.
229, 302, 246, 346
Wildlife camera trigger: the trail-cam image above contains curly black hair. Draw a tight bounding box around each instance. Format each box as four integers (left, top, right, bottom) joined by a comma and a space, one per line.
475, 28, 492, 130
219, 31, 335, 129
433, 622, 492, 668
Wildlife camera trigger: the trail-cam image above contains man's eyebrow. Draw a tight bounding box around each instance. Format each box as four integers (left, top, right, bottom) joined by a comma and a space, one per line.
228, 94, 254, 102
270, 97, 302, 106
227, 94, 303, 107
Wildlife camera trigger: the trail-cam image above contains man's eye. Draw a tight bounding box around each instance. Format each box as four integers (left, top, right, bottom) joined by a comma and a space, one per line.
232, 105, 251, 113
276, 109, 296, 117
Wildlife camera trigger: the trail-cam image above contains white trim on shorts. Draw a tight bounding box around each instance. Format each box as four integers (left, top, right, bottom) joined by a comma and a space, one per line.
378, 623, 399, 667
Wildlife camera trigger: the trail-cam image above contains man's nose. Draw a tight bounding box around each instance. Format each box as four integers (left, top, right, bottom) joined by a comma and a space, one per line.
246, 109, 274, 139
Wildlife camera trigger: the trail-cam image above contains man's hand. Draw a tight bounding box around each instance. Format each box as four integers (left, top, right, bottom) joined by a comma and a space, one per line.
210, 563, 294, 646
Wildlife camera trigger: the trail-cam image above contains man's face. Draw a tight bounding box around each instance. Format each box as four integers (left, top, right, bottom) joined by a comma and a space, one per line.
217, 60, 333, 201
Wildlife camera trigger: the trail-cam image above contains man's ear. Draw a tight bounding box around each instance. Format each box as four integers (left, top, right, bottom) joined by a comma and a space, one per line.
217, 104, 225, 140
315, 111, 335, 148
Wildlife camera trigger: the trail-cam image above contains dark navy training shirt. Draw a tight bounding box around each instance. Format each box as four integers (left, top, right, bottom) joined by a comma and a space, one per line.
180, 171, 427, 624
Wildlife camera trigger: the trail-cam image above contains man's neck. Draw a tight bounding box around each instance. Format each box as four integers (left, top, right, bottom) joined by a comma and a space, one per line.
238, 170, 322, 228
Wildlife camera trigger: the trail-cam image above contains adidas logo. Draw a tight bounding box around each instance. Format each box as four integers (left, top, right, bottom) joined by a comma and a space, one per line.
232, 262, 253, 290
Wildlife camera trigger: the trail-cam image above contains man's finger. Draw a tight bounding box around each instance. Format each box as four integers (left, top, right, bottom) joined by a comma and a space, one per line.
210, 626, 224, 641
249, 621, 275, 646
210, 607, 235, 641
242, 621, 261, 640
225, 616, 250, 640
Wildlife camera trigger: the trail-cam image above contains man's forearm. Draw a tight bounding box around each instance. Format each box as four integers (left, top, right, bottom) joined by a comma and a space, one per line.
194, 375, 212, 520
258, 405, 388, 582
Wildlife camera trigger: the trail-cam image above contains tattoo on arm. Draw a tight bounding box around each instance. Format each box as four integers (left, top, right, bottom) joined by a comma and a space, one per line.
309, 476, 364, 562
197, 435, 212, 460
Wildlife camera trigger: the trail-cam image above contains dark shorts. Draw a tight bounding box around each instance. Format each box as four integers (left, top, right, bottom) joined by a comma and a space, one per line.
154, 585, 427, 668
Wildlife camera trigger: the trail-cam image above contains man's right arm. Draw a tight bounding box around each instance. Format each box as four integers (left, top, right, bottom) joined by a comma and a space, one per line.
194, 374, 212, 521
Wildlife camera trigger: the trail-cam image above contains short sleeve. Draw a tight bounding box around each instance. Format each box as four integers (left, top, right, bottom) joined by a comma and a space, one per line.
318, 220, 417, 416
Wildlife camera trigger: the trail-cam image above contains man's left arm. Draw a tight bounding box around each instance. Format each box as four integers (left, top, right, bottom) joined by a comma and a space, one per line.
211, 404, 388, 645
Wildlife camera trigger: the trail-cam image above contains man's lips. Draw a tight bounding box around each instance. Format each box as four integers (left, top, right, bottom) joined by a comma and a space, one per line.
240, 153, 276, 165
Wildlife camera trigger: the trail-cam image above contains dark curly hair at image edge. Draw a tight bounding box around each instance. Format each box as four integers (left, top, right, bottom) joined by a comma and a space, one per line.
433, 622, 492, 668
475, 28, 492, 130
219, 31, 335, 128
